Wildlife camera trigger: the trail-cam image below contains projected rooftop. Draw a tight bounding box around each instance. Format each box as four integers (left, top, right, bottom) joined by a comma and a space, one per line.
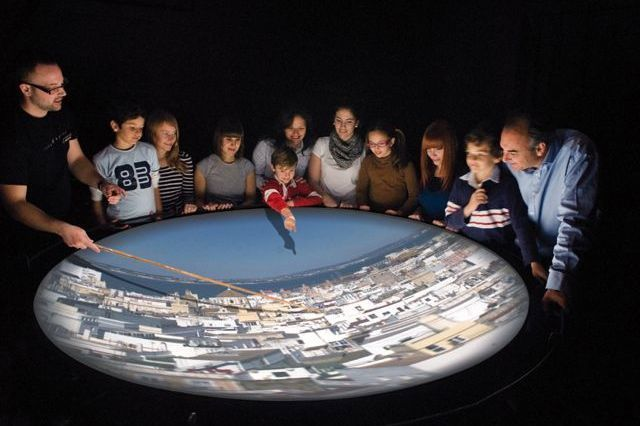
34, 208, 528, 400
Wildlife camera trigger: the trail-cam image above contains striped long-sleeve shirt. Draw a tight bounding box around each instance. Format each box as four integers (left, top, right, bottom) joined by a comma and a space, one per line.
445, 164, 538, 265
158, 151, 194, 217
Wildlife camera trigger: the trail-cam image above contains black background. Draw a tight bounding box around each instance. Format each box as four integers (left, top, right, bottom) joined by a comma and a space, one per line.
1, 0, 639, 424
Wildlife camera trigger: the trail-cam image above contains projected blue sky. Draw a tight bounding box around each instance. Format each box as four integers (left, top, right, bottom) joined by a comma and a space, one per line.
78, 208, 425, 281
37, 208, 528, 400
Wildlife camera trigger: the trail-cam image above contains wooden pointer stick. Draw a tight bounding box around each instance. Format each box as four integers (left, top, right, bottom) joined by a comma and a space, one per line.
95, 243, 318, 313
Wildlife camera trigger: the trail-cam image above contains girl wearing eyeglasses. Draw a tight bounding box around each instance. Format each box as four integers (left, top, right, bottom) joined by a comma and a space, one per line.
307, 104, 365, 208
356, 121, 418, 216
146, 110, 197, 218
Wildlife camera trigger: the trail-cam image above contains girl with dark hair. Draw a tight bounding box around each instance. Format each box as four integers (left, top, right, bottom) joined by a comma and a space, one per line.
308, 104, 365, 208
146, 110, 196, 218
195, 117, 256, 211
356, 121, 418, 216
409, 119, 460, 226
252, 108, 313, 188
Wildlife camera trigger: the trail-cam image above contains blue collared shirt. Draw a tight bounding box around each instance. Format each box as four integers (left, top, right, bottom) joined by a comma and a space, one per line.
506, 129, 598, 292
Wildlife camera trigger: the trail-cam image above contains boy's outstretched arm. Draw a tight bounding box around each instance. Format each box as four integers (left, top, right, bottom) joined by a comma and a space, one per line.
280, 207, 297, 232
263, 181, 296, 231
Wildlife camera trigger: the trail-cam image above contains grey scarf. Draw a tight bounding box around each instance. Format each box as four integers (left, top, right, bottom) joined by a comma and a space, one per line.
328, 130, 363, 169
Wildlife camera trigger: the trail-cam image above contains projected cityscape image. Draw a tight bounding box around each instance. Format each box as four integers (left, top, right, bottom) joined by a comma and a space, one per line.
34, 208, 529, 400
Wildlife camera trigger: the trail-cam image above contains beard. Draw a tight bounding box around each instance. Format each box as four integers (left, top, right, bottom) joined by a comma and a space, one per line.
32, 95, 63, 112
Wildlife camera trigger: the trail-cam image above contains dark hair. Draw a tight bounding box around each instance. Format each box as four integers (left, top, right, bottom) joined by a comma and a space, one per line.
274, 107, 313, 151
14, 49, 58, 84
333, 102, 360, 122
420, 119, 458, 190
271, 146, 298, 168
213, 116, 245, 159
109, 100, 145, 125
366, 120, 408, 168
503, 111, 550, 150
464, 127, 502, 158
331, 102, 361, 138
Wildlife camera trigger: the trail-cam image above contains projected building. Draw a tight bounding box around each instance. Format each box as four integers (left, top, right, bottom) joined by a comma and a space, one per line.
34, 208, 528, 400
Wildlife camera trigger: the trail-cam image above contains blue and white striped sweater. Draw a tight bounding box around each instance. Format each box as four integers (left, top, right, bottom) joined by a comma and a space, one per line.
445, 163, 538, 265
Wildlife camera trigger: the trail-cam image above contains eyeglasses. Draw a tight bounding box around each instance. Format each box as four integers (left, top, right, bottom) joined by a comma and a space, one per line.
367, 139, 391, 149
21, 79, 68, 95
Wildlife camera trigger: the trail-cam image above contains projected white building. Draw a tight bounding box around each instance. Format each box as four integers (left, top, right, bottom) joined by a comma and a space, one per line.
34, 208, 528, 400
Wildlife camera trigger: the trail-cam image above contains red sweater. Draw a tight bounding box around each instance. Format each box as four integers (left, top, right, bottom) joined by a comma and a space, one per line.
262, 177, 322, 213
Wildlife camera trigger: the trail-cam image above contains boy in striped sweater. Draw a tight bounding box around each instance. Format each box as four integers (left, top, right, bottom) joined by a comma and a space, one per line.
262, 146, 322, 232
445, 128, 546, 281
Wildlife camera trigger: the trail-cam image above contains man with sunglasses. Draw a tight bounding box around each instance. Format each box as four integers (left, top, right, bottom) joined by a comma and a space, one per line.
0, 51, 125, 257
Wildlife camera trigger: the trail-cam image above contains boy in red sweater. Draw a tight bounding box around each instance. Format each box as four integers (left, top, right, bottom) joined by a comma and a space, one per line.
262, 147, 322, 232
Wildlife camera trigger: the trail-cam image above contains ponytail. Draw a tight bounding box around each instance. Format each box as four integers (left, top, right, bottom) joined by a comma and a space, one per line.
366, 120, 408, 169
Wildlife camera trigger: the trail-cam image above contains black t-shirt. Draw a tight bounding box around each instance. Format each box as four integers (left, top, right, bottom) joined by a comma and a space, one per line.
1, 108, 77, 219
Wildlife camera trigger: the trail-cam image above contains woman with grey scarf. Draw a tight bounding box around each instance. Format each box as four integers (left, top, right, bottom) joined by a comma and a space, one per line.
308, 105, 365, 208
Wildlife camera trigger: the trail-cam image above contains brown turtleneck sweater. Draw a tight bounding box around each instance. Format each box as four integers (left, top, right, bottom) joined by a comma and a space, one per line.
356, 154, 418, 216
